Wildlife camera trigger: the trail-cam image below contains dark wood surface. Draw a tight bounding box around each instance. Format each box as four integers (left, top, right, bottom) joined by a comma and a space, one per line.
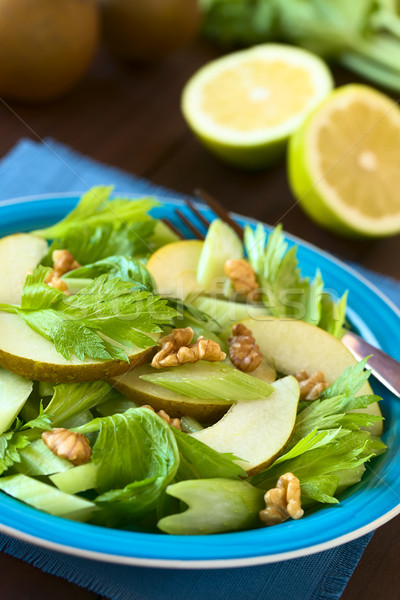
0, 40, 399, 600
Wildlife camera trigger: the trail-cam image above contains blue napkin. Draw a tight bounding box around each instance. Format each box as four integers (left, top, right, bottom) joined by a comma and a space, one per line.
0, 137, 397, 600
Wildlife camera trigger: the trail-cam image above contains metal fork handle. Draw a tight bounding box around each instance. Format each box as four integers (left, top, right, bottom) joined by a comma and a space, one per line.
342, 331, 400, 398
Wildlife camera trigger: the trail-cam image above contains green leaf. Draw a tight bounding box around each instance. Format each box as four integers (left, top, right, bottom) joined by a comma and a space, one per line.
321, 356, 371, 400
64, 256, 156, 292
22, 401, 52, 431
0, 428, 29, 475
273, 427, 347, 465
250, 430, 380, 498
44, 381, 113, 427
0, 268, 177, 362
318, 291, 348, 337
91, 408, 179, 494
300, 475, 339, 504
90, 408, 180, 525
172, 428, 246, 481
44, 221, 156, 266
244, 224, 347, 333
33, 186, 158, 240
36, 186, 159, 265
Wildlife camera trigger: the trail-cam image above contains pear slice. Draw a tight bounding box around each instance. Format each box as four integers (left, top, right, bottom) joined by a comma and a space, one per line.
191, 376, 300, 476
0, 313, 155, 382
0, 234, 48, 304
0, 367, 33, 434
231, 318, 383, 436
146, 240, 204, 299
0, 232, 156, 382
112, 364, 231, 421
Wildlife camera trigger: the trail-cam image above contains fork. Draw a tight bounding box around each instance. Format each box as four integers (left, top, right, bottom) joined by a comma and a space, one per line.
162, 187, 400, 398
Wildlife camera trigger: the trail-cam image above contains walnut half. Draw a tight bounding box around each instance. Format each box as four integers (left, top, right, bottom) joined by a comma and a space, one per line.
224, 258, 259, 297
151, 327, 226, 368
259, 472, 304, 526
228, 323, 263, 372
42, 428, 91, 466
294, 370, 329, 400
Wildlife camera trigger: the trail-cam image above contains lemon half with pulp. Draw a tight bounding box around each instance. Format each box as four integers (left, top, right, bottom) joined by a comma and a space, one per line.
181, 44, 333, 169
288, 84, 400, 238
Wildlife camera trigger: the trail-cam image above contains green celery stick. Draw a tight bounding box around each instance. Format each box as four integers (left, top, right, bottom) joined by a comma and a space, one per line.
16, 440, 73, 477
96, 397, 138, 417
190, 296, 268, 330
38, 381, 55, 397
180, 416, 204, 433
0, 474, 96, 521
158, 478, 264, 535
0, 368, 33, 435
141, 361, 274, 401
50, 462, 98, 495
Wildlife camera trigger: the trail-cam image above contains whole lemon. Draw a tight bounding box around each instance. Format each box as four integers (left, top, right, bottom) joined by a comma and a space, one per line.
99, 0, 202, 62
0, 0, 100, 102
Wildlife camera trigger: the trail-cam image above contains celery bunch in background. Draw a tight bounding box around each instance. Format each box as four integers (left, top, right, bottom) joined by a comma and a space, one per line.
201, 0, 400, 92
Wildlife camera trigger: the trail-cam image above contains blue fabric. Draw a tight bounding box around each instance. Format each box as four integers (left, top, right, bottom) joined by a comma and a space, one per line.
0, 137, 397, 600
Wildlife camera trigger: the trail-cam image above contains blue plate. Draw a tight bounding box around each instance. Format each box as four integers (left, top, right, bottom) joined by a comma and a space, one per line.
0, 193, 399, 568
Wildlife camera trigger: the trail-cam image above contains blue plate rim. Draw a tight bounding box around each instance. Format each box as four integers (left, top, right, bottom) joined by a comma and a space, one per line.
0, 191, 399, 569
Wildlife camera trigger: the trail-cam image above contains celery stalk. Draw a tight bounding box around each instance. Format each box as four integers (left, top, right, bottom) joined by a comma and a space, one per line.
158, 478, 264, 535
0, 369, 33, 435
141, 361, 273, 401
180, 416, 204, 433
17, 440, 73, 477
190, 296, 268, 330
50, 462, 98, 494
0, 474, 96, 521
96, 397, 138, 417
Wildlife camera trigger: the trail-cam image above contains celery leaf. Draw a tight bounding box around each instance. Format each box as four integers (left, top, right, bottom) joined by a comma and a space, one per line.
0, 267, 177, 362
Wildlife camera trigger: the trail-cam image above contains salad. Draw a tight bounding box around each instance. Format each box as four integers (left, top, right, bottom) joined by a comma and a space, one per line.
0, 186, 385, 535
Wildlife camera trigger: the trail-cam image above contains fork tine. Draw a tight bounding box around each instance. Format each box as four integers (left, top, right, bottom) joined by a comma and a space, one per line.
185, 198, 211, 229
161, 217, 185, 240
194, 188, 244, 241
175, 208, 205, 240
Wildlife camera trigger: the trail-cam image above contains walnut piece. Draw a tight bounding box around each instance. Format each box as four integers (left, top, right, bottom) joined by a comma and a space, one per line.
224, 259, 259, 297
44, 249, 81, 293
52, 249, 81, 278
151, 327, 226, 368
259, 472, 304, 526
42, 428, 91, 466
228, 323, 263, 372
142, 405, 182, 430
294, 370, 329, 400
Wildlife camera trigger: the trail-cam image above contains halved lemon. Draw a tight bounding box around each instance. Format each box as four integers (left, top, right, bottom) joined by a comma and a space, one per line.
288, 84, 400, 238
181, 44, 333, 169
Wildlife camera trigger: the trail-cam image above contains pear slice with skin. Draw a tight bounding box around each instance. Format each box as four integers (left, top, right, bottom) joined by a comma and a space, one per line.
0, 313, 156, 382
0, 233, 157, 382
0, 234, 48, 304
146, 240, 204, 299
112, 364, 232, 421
228, 318, 383, 436
191, 376, 300, 476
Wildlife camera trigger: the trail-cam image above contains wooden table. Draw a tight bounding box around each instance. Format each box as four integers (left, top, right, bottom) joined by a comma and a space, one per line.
0, 40, 399, 600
